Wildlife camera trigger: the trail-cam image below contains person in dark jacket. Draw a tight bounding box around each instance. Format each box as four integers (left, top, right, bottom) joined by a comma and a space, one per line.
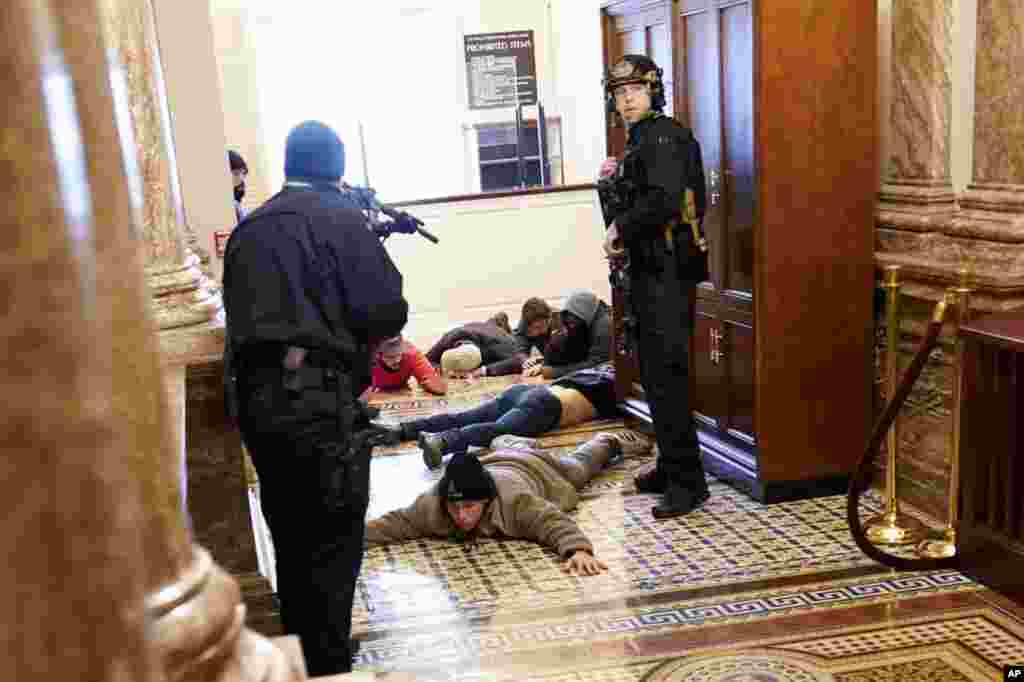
228, 149, 248, 223
524, 291, 612, 380
425, 314, 526, 377
222, 120, 408, 675
386, 363, 621, 470
598, 54, 710, 520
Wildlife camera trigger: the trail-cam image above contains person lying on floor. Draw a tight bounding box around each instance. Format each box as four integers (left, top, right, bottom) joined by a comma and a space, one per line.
385, 362, 620, 470
513, 297, 560, 360
523, 291, 612, 380
425, 313, 526, 378
365, 431, 651, 575
369, 335, 447, 395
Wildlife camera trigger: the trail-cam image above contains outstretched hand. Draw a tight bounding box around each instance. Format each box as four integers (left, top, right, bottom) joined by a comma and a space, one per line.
604, 222, 624, 258
523, 364, 544, 378
561, 550, 608, 576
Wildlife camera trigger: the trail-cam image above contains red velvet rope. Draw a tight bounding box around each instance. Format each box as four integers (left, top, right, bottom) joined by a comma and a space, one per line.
846, 302, 959, 571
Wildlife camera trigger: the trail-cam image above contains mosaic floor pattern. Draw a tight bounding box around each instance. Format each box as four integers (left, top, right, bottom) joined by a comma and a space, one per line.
342, 379, 1022, 681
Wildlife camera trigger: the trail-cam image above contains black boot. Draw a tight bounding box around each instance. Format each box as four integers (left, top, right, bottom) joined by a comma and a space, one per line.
652, 483, 709, 519
634, 465, 667, 494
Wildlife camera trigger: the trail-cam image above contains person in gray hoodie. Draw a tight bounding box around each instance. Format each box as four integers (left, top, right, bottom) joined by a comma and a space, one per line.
526, 291, 613, 380
365, 430, 651, 575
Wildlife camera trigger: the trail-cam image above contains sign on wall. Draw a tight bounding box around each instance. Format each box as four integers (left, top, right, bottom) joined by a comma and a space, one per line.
464, 30, 538, 110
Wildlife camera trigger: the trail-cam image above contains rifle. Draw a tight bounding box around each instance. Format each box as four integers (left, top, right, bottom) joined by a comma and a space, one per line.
597, 173, 639, 360
340, 183, 440, 244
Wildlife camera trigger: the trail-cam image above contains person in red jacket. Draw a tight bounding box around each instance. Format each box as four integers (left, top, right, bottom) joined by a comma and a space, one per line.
370, 335, 447, 395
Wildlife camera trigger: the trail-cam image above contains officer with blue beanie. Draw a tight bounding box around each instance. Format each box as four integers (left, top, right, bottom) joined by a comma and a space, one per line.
223, 120, 408, 674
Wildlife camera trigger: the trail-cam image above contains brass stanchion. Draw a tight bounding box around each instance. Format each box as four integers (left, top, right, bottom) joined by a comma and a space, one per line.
865, 265, 926, 545
918, 268, 972, 559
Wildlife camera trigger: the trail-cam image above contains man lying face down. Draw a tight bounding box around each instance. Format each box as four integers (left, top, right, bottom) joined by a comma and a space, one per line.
365, 431, 651, 575
384, 363, 620, 470
425, 313, 526, 378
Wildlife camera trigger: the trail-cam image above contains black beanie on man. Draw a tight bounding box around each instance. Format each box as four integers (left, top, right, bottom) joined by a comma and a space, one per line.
284, 120, 345, 182
439, 452, 497, 502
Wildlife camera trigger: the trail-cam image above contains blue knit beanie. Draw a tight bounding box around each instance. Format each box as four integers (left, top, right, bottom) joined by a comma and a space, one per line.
284, 120, 345, 181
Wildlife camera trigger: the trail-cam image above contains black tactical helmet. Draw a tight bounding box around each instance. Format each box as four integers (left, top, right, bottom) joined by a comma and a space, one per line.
602, 54, 666, 114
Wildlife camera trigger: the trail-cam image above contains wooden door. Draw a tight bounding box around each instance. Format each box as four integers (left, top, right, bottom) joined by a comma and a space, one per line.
676, 0, 756, 443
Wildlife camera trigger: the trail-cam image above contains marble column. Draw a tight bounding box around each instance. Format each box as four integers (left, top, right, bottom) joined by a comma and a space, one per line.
948, 0, 1024, 310
0, 2, 155, 677
4, 0, 302, 680
874, 0, 1024, 521
99, 0, 221, 331
100, 0, 251, 642
873, 0, 960, 522
876, 0, 959, 293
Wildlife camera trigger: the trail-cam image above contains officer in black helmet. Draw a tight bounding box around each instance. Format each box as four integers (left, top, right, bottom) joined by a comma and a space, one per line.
222, 120, 408, 674
598, 54, 711, 519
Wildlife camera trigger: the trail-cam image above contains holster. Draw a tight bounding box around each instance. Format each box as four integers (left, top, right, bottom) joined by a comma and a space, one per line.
671, 221, 709, 283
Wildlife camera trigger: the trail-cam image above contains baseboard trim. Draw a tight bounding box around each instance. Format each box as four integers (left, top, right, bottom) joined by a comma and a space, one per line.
620, 399, 852, 504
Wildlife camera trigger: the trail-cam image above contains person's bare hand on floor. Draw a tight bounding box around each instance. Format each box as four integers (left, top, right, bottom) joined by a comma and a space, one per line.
562, 550, 608, 576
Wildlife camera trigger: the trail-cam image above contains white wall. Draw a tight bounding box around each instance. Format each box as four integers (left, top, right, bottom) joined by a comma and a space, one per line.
551, 0, 607, 184
209, 0, 608, 202
209, 6, 274, 208
384, 187, 611, 351
152, 0, 237, 280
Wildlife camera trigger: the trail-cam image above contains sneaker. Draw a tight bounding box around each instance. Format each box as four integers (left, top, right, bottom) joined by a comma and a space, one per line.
418, 432, 445, 470
599, 431, 653, 458
491, 435, 539, 451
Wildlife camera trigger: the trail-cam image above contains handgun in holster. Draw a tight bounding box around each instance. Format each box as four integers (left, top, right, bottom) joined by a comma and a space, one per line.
321, 369, 398, 512
669, 188, 710, 282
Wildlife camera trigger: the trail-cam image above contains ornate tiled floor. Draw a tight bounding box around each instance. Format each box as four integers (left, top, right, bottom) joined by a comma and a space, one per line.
341, 377, 1024, 680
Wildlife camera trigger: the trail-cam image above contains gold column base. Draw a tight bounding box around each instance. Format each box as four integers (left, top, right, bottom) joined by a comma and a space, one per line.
917, 528, 957, 559
864, 509, 927, 545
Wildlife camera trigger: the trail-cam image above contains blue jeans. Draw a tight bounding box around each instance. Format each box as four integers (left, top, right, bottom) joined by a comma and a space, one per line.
406, 384, 562, 452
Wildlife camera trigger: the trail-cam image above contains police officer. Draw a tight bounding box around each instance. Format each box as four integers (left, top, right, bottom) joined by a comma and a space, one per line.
222, 120, 408, 674
598, 55, 710, 520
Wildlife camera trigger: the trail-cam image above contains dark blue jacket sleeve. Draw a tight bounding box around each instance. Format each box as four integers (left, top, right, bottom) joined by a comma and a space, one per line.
329, 214, 408, 344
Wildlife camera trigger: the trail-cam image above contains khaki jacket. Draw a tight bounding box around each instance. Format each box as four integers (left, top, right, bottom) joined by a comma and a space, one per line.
365, 450, 592, 558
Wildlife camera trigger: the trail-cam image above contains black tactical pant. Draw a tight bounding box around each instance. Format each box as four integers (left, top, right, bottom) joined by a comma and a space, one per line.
630, 247, 708, 493
239, 368, 369, 676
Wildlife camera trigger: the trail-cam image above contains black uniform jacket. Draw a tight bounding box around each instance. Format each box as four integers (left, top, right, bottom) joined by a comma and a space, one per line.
223, 184, 408, 394
600, 114, 707, 279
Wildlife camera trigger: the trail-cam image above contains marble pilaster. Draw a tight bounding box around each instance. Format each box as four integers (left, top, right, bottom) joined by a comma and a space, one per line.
10, 0, 302, 679
876, 0, 959, 282
947, 0, 1024, 304
99, 0, 221, 331
873, 0, 960, 522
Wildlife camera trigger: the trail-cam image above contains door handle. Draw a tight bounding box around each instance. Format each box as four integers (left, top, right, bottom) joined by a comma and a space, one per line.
710, 328, 723, 365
